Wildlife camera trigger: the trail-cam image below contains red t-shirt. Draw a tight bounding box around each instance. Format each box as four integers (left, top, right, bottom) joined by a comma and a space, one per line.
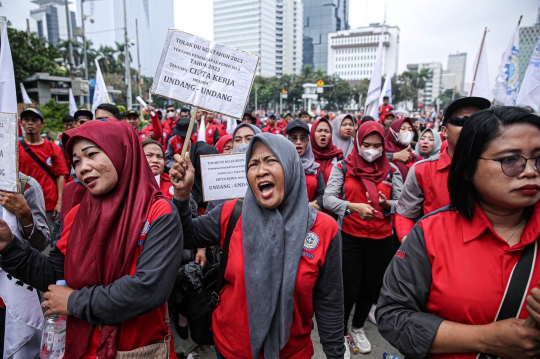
262, 126, 283, 135
337, 161, 394, 239
379, 105, 393, 122
193, 121, 220, 146
56, 200, 177, 358
418, 203, 540, 359
159, 173, 175, 200
213, 199, 339, 359
18, 140, 69, 211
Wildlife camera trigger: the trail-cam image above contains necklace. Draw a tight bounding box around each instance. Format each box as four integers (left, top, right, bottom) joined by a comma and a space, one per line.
497, 219, 526, 242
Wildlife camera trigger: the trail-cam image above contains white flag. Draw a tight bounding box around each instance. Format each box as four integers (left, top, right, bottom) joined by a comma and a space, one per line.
516, 33, 540, 112
19, 83, 32, 104
226, 116, 236, 135
365, 26, 385, 119
492, 23, 520, 105
197, 116, 207, 142
69, 88, 78, 116
0, 21, 44, 358
92, 59, 110, 114
0, 22, 17, 113
469, 31, 491, 100
379, 72, 392, 105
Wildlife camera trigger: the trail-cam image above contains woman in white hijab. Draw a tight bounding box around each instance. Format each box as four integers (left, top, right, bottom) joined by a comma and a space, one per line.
332, 114, 356, 157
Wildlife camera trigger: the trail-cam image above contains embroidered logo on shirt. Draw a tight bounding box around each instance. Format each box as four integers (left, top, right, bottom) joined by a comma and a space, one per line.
140, 220, 150, 236
395, 250, 406, 259
304, 232, 319, 251
169, 186, 174, 195
46, 157, 53, 166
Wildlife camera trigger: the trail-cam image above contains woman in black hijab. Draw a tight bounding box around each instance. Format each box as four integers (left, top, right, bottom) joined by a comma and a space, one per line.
189, 141, 219, 215
169, 133, 345, 359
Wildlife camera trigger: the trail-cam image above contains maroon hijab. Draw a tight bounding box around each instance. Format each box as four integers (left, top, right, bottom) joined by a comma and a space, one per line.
384, 117, 414, 179
310, 117, 343, 182
345, 122, 390, 219
62, 120, 162, 359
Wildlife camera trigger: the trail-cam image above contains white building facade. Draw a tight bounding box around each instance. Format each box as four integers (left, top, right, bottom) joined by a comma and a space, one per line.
327, 24, 400, 82
214, 0, 303, 77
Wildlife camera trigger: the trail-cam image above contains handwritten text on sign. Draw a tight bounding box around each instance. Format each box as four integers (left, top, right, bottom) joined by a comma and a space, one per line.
200, 153, 248, 202
151, 29, 259, 119
0, 112, 18, 192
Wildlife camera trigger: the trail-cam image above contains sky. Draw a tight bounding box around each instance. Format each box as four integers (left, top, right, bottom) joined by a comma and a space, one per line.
173, 0, 539, 87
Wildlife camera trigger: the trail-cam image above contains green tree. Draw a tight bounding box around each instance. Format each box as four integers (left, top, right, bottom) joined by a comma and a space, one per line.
436, 89, 455, 109
37, 100, 69, 136
8, 27, 66, 101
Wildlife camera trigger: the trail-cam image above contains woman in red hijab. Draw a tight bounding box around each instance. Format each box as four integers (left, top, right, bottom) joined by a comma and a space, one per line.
323, 122, 403, 354
310, 117, 343, 184
215, 134, 233, 154
0, 120, 183, 359
143, 139, 175, 200
384, 118, 422, 180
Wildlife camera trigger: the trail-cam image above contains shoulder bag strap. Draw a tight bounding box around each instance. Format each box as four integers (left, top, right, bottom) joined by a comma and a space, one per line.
211, 199, 243, 305
19, 140, 56, 183
477, 239, 537, 359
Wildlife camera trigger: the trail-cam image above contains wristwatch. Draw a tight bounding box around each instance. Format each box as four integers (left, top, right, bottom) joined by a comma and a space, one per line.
345, 204, 352, 216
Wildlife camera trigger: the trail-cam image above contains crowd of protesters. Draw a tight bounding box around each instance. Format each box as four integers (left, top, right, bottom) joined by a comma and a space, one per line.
0, 95, 540, 359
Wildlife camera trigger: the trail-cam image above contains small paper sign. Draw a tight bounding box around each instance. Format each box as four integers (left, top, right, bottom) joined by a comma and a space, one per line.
200, 153, 248, 202
0, 112, 18, 192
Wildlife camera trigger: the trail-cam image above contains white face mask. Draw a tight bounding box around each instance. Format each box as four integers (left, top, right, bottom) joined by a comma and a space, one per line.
398, 131, 413, 146
358, 148, 382, 163
167, 111, 175, 119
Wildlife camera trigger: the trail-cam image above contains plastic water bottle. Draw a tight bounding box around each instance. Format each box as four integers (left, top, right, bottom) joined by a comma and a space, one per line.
40, 280, 68, 359
383, 353, 403, 359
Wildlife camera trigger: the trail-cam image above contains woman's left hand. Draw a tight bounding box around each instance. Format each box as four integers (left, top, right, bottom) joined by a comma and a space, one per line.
378, 191, 391, 210
309, 201, 321, 210
526, 282, 540, 325
42, 284, 75, 316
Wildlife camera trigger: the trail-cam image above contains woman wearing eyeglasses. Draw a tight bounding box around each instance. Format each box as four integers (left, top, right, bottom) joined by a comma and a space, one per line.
286, 120, 326, 210
378, 107, 540, 359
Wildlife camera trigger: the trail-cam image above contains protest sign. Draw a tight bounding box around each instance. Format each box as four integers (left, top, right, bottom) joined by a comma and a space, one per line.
200, 153, 248, 202
151, 29, 259, 120
0, 112, 18, 192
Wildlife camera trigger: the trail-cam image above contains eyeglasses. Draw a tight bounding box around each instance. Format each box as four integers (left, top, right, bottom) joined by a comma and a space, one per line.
288, 135, 309, 143
445, 116, 469, 126
479, 155, 540, 177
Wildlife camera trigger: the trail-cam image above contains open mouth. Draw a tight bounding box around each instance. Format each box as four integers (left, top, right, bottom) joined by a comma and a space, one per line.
295, 146, 303, 154
421, 145, 429, 151
258, 181, 275, 199
83, 176, 98, 188
320, 138, 327, 144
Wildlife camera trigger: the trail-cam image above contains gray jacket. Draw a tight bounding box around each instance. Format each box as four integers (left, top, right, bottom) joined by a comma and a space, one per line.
18, 172, 50, 252
323, 161, 403, 219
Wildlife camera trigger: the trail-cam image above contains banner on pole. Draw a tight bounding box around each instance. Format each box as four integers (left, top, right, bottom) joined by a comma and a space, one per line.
0, 112, 18, 192
200, 153, 248, 202
151, 29, 259, 119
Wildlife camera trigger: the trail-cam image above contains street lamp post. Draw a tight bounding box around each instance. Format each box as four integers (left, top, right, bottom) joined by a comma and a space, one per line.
64, 0, 75, 79
123, 0, 132, 109
136, 18, 142, 98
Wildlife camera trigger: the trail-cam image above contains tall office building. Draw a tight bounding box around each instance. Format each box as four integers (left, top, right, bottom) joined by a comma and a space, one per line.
327, 24, 400, 83
79, 0, 174, 77
519, 7, 540, 87
214, 0, 303, 77
30, 0, 77, 45
443, 52, 466, 93
406, 62, 443, 106
303, 0, 349, 72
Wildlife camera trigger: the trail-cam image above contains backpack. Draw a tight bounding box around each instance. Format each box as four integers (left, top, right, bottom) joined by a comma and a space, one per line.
177, 199, 243, 345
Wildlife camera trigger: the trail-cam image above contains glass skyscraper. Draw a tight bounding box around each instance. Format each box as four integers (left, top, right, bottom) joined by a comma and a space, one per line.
303, 0, 349, 72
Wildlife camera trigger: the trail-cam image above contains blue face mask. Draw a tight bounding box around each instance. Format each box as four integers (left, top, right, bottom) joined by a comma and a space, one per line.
233, 142, 249, 153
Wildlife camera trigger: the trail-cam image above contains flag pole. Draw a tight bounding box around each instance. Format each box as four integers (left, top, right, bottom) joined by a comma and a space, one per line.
173, 106, 199, 183
469, 27, 488, 96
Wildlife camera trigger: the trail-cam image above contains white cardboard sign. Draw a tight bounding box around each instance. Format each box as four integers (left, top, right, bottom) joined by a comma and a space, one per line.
151, 29, 259, 119
200, 153, 248, 202
0, 112, 18, 192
